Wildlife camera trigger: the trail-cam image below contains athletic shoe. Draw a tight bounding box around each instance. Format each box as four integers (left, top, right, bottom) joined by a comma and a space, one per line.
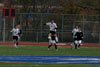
56, 49, 58, 51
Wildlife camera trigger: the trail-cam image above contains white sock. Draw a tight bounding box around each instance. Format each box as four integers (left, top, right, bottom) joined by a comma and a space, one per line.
56, 36, 58, 42
14, 44, 17, 48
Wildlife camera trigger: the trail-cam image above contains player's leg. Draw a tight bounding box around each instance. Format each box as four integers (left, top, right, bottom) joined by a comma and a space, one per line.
13, 39, 18, 48
74, 40, 78, 49
48, 44, 52, 48
13, 39, 16, 45
54, 34, 58, 42
48, 44, 52, 50
16, 36, 19, 46
48, 33, 52, 40
50, 31, 58, 42
13, 36, 17, 48
16, 40, 19, 46
78, 40, 82, 48
71, 37, 75, 49
54, 43, 58, 51
16, 36, 21, 46
71, 43, 75, 49
14, 36, 19, 48
78, 44, 80, 48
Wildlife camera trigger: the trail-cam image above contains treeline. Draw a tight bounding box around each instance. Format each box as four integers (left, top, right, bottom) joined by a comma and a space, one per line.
3, 0, 100, 14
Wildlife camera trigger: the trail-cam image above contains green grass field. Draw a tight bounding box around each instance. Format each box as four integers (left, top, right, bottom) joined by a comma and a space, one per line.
0, 45, 100, 67
0, 63, 100, 67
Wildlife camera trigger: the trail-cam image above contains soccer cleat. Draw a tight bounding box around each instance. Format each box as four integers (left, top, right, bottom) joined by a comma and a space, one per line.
77, 48, 80, 49
56, 49, 58, 51
48, 48, 49, 50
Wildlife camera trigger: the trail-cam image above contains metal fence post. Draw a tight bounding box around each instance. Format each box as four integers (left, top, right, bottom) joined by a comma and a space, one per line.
62, 14, 64, 42
3, 18, 6, 42
36, 32, 38, 42
13, 18, 15, 28
99, 33, 100, 43
41, 13, 43, 38
82, 15, 85, 43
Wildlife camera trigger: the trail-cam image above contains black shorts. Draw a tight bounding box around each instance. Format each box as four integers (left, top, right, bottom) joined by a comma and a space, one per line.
74, 38, 77, 41
13, 36, 18, 41
50, 31, 56, 35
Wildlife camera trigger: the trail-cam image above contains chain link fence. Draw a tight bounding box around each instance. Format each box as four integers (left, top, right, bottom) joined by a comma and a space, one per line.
0, 13, 100, 43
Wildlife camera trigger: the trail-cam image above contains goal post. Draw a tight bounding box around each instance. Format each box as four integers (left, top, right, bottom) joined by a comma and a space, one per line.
3, 8, 16, 42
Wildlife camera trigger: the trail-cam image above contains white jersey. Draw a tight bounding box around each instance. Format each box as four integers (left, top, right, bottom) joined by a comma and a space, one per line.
72, 28, 78, 38
11, 28, 20, 36
46, 22, 57, 31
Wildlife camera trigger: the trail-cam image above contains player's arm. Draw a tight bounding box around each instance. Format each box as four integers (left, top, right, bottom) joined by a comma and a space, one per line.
10, 29, 13, 32
54, 23, 58, 29
43, 22, 50, 26
43, 23, 46, 25
72, 29, 74, 33
81, 32, 84, 39
18, 29, 22, 36
72, 29, 75, 35
74, 32, 78, 38
10, 29, 14, 36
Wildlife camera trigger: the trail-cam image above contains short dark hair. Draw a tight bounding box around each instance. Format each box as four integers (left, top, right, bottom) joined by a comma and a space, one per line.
50, 19, 55, 21
14, 25, 17, 28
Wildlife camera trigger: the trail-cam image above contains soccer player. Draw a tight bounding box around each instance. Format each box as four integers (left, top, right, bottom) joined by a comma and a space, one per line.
74, 28, 83, 49
44, 19, 58, 42
71, 26, 79, 49
11, 25, 22, 48
17, 25, 22, 41
72, 26, 79, 38
48, 35, 58, 51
